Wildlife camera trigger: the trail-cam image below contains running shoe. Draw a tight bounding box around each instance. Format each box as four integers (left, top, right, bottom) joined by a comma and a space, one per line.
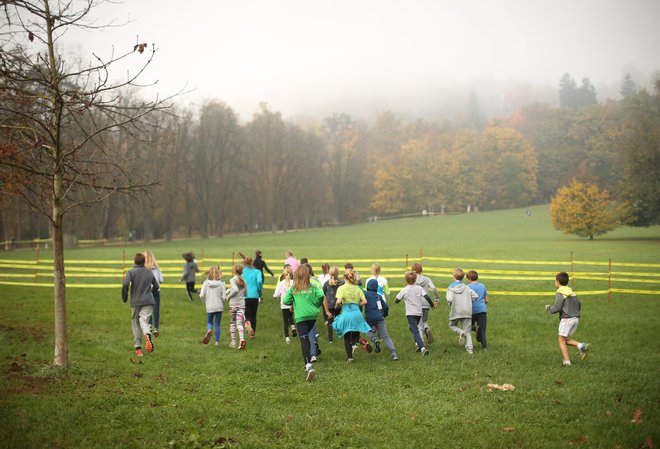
145, 334, 154, 353
202, 330, 212, 345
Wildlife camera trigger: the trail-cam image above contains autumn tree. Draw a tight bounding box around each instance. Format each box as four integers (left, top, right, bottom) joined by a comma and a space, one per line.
0, 0, 173, 366
550, 179, 622, 239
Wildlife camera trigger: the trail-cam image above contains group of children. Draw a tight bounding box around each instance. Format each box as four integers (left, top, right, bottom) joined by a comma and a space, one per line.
121, 250, 590, 381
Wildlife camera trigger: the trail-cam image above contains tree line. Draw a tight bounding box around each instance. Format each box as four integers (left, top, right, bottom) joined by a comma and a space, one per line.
2, 74, 659, 245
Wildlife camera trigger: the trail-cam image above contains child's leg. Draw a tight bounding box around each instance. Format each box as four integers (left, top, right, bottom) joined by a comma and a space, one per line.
406, 315, 425, 349
475, 313, 487, 349
296, 319, 315, 365
282, 309, 290, 337
152, 290, 160, 332
237, 305, 246, 341
558, 335, 570, 361
229, 306, 237, 344
376, 320, 397, 355
449, 319, 463, 335
206, 312, 214, 331
309, 323, 318, 357
131, 307, 143, 348
214, 312, 222, 342
185, 282, 195, 300
461, 318, 473, 351
343, 334, 353, 359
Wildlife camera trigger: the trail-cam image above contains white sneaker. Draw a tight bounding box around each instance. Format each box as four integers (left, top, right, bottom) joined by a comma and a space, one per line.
421, 347, 429, 356
305, 363, 316, 382
562, 360, 572, 367
310, 356, 318, 363
467, 348, 473, 354
285, 337, 291, 344
458, 330, 466, 345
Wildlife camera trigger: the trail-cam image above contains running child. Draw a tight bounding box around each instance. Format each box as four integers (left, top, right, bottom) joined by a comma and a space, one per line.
273, 266, 297, 344
395, 271, 434, 356
545, 272, 590, 366
227, 264, 247, 350
366, 263, 390, 302
181, 252, 200, 302
365, 278, 398, 361
199, 266, 226, 347
411, 262, 440, 345
446, 268, 477, 354
466, 270, 488, 351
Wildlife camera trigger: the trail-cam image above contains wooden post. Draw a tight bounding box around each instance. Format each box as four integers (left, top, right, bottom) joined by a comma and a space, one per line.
608, 258, 612, 304
570, 251, 574, 288
35, 246, 40, 283
122, 250, 126, 277
201, 249, 205, 270
405, 254, 409, 270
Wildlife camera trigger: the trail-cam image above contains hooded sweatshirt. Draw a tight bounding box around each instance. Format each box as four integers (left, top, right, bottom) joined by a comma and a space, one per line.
364, 279, 389, 322
548, 286, 581, 319
282, 285, 324, 323
200, 279, 227, 313
446, 281, 478, 320
122, 265, 158, 307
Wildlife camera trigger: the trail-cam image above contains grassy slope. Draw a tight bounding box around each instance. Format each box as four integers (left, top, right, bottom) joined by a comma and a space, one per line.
1, 206, 658, 449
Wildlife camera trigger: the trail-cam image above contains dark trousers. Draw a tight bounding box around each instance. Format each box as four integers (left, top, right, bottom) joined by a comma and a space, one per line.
296, 320, 317, 365
406, 315, 425, 350
245, 298, 259, 331
150, 290, 161, 330
282, 308, 294, 337
185, 282, 196, 300
343, 331, 360, 358
472, 312, 487, 349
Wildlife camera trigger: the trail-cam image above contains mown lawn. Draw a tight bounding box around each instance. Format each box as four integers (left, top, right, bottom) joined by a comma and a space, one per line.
1, 206, 658, 448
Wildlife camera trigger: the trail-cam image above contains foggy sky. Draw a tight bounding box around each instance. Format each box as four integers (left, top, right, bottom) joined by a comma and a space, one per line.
62, 0, 660, 120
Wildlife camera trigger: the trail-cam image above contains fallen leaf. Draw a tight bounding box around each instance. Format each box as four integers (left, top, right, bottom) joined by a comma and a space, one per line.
640, 437, 654, 448
487, 383, 515, 391
616, 393, 623, 402
569, 435, 587, 445
501, 427, 515, 432
28, 31, 34, 42
555, 379, 563, 385
606, 410, 613, 416
632, 406, 643, 424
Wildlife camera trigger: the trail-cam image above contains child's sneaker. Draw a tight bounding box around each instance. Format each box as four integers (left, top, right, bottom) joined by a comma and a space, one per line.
291, 325, 297, 337
145, 334, 154, 353
562, 360, 572, 367
202, 330, 212, 345
214, 341, 220, 347
245, 321, 253, 336
153, 328, 159, 338
458, 330, 466, 346
230, 341, 237, 349
239, 339, 246, 350
310, 356, 318, 363
374, 340, 381, 353
352, 344, 359, 356
346, 358, 354, 363
285, 337, 291, 344
360, 338, 372, 354
425, 327, 434, 344
135, 348, 144, 357
421, 347, 430, 356
305, 363, 316, 382
579, 342, 590, 360
391, 354, 399, 361
467, 348, 473, 354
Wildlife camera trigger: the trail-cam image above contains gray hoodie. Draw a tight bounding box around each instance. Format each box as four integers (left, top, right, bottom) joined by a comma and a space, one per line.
122, 265, 158, 307
200, 279, 227, 313
446, 281, 477, 320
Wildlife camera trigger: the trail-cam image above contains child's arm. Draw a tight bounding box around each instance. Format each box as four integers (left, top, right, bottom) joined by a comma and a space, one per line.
424, 293, 434, 308
445, 289, 453, 304
282, 287, 294, 306
546, 292, 564, 314
394, 288, 404, 304
470, 288, 478, 302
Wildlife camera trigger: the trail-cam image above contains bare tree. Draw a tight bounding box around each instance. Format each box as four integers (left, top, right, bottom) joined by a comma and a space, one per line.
0, 0, 175, 366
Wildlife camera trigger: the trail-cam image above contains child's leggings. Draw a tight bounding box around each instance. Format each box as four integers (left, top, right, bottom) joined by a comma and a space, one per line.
185, 282, 196, 300
244, 298, 259, 331
229, 303, 245, 343
343, 331, 361, 359
406, 315, 425, 350
206, 311, 222, 342
150, 290, 161, 330
281, 308, 294, 337
296, 319, 317, 365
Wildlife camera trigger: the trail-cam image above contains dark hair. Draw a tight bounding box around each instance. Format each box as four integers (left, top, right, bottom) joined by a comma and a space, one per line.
344, 263, 354, 270
182, 252, 195, 263
300, 257, 309, 265
304, 262, 314, 276
556, 272, 569, 286
466, 270, 478, 281
134, 253, 146, 266
255, 250, 262, 258
243, 256, 254, 267
233, 264, 246, 288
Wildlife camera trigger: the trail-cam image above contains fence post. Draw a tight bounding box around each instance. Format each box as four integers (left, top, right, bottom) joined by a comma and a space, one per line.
35, 246, 40, 283
405, 254, 409, 270
122, 250, 126, 277
570, 251, 574, 288
420, 248, 423, 262
608, 258, 612, 304
201, 249, 205, 269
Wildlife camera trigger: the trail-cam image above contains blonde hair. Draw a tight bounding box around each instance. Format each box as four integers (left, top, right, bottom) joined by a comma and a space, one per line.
207, 266, 222, 281
321, 263, 330, 275
453, 268, 465, 281
371, 263, 381, 276
285, 250, 294, 258
144, 250, 159, 269
343, 269, 359, 285
293, 265, 310, 293
404, 271, 417, 285
233, 264, 245, 288
329, 267, 340, 286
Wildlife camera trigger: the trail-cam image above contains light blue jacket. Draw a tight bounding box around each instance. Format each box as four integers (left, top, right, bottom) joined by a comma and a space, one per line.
242, 266, 263, 298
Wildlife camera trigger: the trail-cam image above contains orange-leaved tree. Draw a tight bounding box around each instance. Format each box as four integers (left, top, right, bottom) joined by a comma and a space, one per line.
550, 179, 623, 239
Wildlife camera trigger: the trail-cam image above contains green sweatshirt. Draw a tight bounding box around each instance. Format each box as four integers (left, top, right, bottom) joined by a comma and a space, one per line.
282, 285, 324, 323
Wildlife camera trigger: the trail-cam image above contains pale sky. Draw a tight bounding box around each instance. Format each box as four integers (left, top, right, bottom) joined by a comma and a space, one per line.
62, 0, 660, 120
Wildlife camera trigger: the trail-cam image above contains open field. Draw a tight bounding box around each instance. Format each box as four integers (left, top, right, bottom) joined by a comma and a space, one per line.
1, 206, 659, 448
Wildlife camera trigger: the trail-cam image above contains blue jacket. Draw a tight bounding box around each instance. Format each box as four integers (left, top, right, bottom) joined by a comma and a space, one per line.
364, 279, 389, 322
242, 266, 263, 298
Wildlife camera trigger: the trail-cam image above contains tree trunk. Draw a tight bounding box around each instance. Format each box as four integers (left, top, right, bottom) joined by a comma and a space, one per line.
52, 174, 68, 367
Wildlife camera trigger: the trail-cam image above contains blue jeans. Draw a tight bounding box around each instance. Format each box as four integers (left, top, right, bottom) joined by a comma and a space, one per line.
150, 290, 161, 330
406, 315, 425, 350
296, 320, 317, 365
207, 311, 223, 342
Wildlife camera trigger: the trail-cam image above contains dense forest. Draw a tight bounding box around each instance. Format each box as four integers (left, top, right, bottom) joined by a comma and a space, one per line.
1, 72, 658, 245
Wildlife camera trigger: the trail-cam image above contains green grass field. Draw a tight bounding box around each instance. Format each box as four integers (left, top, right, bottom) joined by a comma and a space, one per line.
1, 206, 659, 449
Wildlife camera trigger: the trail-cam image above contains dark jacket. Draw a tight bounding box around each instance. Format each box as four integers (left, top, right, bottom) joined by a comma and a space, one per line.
323, 279, 344, 311
364, 279, 389, 322
122, 265, 158, 307
254, 255, 274, 277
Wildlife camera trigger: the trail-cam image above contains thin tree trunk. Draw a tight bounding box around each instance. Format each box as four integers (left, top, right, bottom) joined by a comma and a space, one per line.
52, 174, 68, 367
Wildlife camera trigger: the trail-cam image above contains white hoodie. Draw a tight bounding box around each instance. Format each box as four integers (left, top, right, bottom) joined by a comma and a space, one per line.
200, 279, 227, 313
446, 282, 477, 320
